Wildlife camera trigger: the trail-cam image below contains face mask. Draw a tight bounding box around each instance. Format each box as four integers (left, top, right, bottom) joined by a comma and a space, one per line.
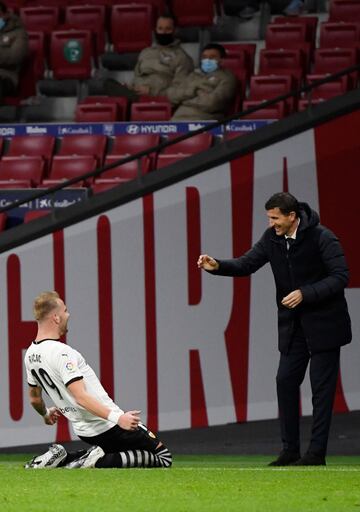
0, 18, 6, 31
155, 32, 174, 46
201, 58, 219, 74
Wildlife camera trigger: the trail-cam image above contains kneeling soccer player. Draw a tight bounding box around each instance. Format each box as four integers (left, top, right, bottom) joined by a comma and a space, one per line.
24, 291, 172, 470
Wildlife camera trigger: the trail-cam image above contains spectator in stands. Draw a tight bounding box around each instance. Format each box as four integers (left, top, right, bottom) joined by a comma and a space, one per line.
105, 13, 194, 99
0, 1, 28, 101
167, 43, 237, 121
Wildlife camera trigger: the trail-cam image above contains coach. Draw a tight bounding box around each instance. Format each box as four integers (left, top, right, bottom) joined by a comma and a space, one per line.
198, 192, 352, 466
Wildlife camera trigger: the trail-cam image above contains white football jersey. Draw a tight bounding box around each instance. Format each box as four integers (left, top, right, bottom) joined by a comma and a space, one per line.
24, 339, 123, 437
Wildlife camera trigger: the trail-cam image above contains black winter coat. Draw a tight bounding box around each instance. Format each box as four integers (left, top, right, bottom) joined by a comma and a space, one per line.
212, 203, 352, 353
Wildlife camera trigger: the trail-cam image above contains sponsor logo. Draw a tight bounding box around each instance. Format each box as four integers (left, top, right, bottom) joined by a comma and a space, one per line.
26, 126, 47, 135
58, 126, 93, 135
65, 362, 74, 371
140, 124, 177, 134
188, 123, 206, 131
59, 406, 78, 414
0, 127, 16, 136
126, 124, 178, 135
103, 124, 115, 136
126, 124, 140, 135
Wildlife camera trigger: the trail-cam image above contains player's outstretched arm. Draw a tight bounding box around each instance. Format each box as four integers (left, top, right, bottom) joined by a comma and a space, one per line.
197, 254, 219, 271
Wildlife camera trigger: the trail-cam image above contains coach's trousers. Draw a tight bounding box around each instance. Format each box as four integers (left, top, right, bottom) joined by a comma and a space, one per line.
276, 326, 340, 457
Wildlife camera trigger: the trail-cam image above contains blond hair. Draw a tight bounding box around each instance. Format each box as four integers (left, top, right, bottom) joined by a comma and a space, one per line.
33, 291, 60, 322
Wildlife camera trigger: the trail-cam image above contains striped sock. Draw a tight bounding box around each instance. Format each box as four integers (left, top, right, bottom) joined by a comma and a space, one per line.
114, 448, 172, 468
155, 446, 173, 467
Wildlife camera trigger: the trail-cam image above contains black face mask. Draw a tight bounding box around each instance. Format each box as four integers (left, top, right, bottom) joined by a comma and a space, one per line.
155, 32, 174, 46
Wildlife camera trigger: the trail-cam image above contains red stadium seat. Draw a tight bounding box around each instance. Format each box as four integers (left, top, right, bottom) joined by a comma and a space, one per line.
110, 134, 160, 155
305, 74, 349, 99
161, 133, 213, 155
0, 156, 45, 186
102, 156, 151, 180
110, 4, 153, 53
112, 0, 167, 21
19, 6, 59, 34
266, 23, 307, 48
28, 31, 46, 80
329, 0, 360, 22
50, 30, 93, 80
171, 0, 215, 27
222, 54, 249, 83
259, 48, 305, 83
222, 43, 256, 76
319, 22, 360, 49
65, 5, 106, 57
130, 101, 172, 121
7, 136, 55, 165
273, 16, 318, 47
80, 96, 128, 121
110, 134, 159, 169
49, 155, 97, 185
248, 75, 295, 113
313, 47, 358, 87
242, 100, 286, 119
75, 103, 119, 122
58, 135, 107, 165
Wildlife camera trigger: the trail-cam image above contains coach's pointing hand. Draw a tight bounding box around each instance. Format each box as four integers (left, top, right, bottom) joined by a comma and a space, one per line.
118, 410, 141, 431
197, 254, 219, 272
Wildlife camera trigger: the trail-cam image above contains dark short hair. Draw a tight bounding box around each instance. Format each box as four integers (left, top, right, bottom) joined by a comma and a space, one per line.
156, 13, 177, 27
265, 192, 300, 217
0, 2, 7, 14
202, 43, 227, 59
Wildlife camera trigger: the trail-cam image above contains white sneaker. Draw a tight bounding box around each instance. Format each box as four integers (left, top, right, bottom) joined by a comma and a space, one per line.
66, 446, 105, 469
25, 444, 67, 469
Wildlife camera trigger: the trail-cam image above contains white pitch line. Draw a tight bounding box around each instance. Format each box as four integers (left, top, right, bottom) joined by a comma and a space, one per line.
175, 467, 360, 472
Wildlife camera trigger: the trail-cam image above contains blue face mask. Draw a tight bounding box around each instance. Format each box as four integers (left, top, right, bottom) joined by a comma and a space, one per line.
0, 18, 6, 31
201, 58, 219, 74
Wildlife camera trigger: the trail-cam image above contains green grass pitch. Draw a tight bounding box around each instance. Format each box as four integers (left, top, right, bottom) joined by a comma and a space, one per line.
1, 454, 360, 512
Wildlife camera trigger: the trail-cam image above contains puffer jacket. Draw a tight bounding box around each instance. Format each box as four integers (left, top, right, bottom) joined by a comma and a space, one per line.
168, 67, 237, 121
0, 14, 28, 87
132, 39, 194, 96
210, 203, 352, 353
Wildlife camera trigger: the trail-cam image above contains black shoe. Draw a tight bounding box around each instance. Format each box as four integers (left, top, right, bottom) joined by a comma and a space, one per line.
291, 453, 326, 466
268, 450, 300, 466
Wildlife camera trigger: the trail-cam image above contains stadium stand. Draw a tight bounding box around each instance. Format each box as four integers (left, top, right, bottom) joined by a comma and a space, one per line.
0, 0, 359, 232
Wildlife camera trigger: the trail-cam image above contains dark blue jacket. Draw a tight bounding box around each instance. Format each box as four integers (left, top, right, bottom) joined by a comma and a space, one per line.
212, 203, 352, 353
